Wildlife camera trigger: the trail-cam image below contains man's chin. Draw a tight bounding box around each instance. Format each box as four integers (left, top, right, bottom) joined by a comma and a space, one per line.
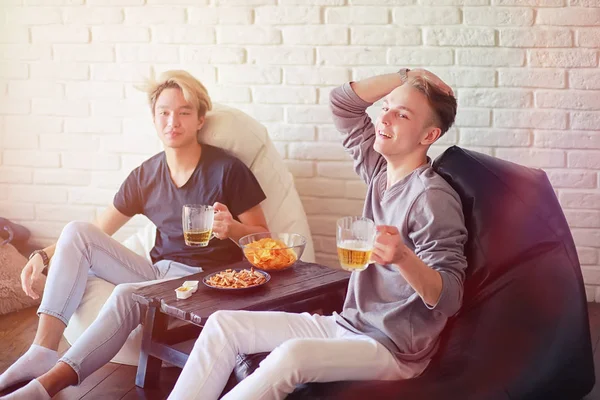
162, 140, 198, 150
161, 140, 179, 148
373, 143, 387, 156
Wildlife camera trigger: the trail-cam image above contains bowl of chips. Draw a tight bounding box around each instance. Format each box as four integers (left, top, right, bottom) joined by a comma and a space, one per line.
239, 232, 306, 271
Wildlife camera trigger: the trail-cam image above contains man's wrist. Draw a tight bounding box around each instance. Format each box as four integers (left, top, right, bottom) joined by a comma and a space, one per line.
29, 249, 50, 269
228, 220, 245, 243
392, 246, 412, 267
397, 68, 410, 85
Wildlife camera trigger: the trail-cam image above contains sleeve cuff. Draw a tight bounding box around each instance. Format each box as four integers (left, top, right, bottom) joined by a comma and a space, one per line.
113, 200, 136, 218
341, 82, 374, 108
232, 194, 266, 219
423, 271, 461, 317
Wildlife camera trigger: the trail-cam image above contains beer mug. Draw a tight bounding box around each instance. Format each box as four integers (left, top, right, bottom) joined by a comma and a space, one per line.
182, 204, 215, 247
336, 216, 376, 272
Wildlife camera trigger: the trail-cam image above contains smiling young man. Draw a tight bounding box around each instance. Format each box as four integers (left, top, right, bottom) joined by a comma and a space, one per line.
0, 70, 268, 399
165, 68, 468, 400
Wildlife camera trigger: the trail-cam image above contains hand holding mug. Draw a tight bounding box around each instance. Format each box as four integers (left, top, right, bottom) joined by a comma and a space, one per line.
370, 225, 410, 266
212, 202, 236, 240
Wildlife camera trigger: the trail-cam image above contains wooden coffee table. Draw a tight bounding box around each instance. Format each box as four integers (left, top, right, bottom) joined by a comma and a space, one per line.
132, 260, 350, 388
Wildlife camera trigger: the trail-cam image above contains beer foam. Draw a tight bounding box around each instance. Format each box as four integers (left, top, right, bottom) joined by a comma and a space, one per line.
338, 239, 372, 251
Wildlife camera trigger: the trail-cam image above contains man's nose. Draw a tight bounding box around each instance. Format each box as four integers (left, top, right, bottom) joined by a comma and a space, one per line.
380, 112, 391, 125
167, 114, 180, 127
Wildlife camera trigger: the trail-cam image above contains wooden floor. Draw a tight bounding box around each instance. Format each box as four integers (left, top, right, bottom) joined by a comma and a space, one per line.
0, 307, 180, 399
2, 304, 600, 399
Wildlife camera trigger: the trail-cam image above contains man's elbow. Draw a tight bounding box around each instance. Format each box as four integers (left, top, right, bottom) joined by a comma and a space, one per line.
328, 85, 345, 111
437, 273, 464, 318
444, 294, 463, 318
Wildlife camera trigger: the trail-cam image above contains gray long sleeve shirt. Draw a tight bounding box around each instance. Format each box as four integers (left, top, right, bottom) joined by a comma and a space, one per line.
330, 83, 468, 368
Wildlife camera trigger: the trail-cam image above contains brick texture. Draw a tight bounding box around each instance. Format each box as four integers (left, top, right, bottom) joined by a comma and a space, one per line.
1, 1, 599, 298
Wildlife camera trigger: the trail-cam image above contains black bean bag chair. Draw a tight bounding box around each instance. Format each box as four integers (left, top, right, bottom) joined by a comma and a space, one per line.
224, 146, 595, 400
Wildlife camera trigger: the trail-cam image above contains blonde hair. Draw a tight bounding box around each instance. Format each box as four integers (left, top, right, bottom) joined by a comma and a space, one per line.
406, 76, 457, 137
140, 70, 212, 118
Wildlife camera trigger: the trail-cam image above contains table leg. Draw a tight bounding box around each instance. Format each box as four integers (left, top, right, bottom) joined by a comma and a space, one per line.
135, 304, 168, 388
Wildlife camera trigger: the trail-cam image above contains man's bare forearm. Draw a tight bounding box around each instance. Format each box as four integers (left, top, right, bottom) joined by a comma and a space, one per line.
350, 73, 404, 104
228, 220, 268, 243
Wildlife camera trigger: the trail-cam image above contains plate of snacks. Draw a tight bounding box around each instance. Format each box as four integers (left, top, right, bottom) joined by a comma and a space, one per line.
239, 232, 306, 271
202, 268, 271, 291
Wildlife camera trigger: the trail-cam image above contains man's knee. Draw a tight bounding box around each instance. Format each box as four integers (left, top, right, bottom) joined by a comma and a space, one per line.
262, 339, 313, 374
59, 221, 101, 243
111, 283, 138, 298
200, 310, 249, 343
204, 310, 237, 331
202, 310, 236, 335
102, 283, 146, 318
107, 283, 143, 309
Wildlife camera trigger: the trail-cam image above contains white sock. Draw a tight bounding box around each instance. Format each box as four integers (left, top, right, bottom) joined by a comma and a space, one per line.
0, 379, 51, 400
0, 345, 58, 391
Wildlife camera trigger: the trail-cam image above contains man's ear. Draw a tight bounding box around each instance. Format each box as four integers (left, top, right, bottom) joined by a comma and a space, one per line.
421, 126, 442, 146
197, 115, 206, 132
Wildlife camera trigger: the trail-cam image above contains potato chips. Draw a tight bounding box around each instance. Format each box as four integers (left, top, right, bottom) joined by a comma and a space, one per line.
243, 237, 298, 270
204, 269, 267, 289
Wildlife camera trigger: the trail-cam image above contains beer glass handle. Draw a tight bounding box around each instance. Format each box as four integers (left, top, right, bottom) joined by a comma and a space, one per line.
210, 210, 216, 240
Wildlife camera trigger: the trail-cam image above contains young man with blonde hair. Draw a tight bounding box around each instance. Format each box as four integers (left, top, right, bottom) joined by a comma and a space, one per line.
0, 70, 269, 399
166, 68, 468, 400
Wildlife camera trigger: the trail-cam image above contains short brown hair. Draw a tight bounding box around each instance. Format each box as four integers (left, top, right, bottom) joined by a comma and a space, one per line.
140, 70, 212, 118
407, 76, 457, 137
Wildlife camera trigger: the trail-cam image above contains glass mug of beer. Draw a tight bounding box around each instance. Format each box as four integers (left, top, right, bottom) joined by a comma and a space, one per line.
336, 216, 376, 272
182, 204, 215, 247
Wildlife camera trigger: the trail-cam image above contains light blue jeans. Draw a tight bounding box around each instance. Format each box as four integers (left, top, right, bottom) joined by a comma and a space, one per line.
37, 221, 201, 383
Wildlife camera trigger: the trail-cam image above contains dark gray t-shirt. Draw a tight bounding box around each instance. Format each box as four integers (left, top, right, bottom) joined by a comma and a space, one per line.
330, 83, 468, 368
114, 144, 266, 270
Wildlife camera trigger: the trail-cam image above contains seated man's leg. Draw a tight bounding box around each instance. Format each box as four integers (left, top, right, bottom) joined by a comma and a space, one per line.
0, 221, 156, 393
168, 310, 342, 400
46, 281, 154, 392
222, 329, 420, 400
38, 221, 158, 326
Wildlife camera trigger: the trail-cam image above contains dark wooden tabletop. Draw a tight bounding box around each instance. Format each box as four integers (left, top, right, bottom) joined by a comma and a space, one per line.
133, 260, 351, 326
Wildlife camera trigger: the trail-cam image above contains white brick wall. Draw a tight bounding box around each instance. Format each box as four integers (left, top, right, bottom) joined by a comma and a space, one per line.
1, 1, 599, 301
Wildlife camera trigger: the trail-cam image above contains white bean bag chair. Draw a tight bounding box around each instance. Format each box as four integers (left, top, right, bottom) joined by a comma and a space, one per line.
63, 104, 314, 366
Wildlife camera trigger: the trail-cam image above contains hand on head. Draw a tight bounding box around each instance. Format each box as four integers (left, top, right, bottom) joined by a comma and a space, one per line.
409, 69, 454, 97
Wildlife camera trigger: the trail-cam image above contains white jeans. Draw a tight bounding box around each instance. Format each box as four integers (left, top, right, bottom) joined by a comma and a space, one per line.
168, 310, 424, 400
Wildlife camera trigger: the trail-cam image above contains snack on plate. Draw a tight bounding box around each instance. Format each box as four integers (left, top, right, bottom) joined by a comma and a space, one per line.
205, 269, 267, 289
243, 238, 298, 270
